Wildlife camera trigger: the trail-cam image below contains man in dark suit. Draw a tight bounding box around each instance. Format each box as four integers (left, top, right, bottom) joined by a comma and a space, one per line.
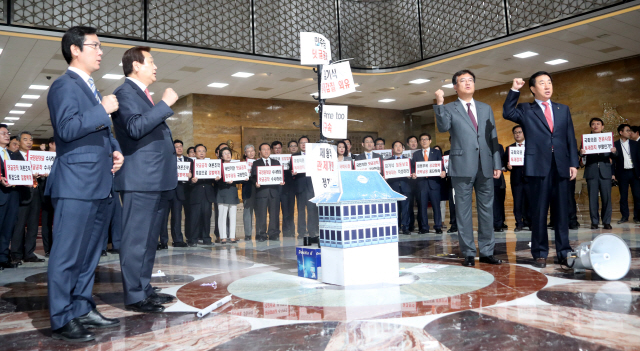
412, 133, 446, 234
0, 124, 21, 270
41, 137, 56, 257
581, 118, 615, 229
435, 70, 503, 267
272, 140, 295, 237
493, 144, 507, 232
160, 139, 190, 249
503, 72, 579, 268
354, 135, 384, 164
252, 143, 284, 241
385, 141, 415, 233
112, 46, 179, 313
405, 135, 421, 232
189, 144, 217, 246
612, 123, 640, 224
505, 125, 531, 232
292, 136, 319, 237
46, 26, 123, 341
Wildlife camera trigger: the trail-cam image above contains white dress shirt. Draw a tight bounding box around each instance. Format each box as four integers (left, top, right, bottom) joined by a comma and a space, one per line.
126, 77, 147, 92
534, 98, 555, 124
364, 151, 373, 159
421, 147, 430, 161
68, 67, 93, 90
621, 139, 634, 169
262, 157, 271, 166
459, 98, 477, 124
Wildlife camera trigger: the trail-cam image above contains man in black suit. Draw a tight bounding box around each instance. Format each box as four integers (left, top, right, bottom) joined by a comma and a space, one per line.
11, 131, 45, 263
292, 136, 318, 237
354, 135, 384, 164
160, 139, 190, 249
385, 141, 415, 233
272, 141, 295, 237
189, 144, 217, 246
375, 137, 386, 150
412, 133, 446, 234
406, 135, 421, 232
612, 123, 640, 224
505, 125, 531, 232
252, 143, 284, 241
112, 46, 179, 313
493, 144, 507, 232
40, 137, 55, 257
581, 118, 615, 229
0, 124, 21, 270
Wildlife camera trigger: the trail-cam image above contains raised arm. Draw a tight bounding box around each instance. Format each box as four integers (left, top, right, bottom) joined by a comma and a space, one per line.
433, 89, 452, 132
502, 78, 526, 124
114, 87, 174, 141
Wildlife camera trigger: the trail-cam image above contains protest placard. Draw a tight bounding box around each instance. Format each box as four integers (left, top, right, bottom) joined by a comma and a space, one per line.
403, 150, 418, 159
223, 162, 249, 182
322, 105, 348, 139
442, 155, 450, 173
509, 146, 525, 166
320, 61, 356, 99
354, 158, 381, 172
4, 160, 33, 186
246, 159, 255, 173
383, 158, 411, 179
300, 32, 331, 66
372, 149, 392, 159
27, 151, 55, 175
256, 166, 284, 185
337, 160, 353, 170
270, 154, 291, 171
415, 161, 442, 177
177, 161, 190, 181
582, 132, 614, 154
291, 155, 306, 173
193, 159, 221, 179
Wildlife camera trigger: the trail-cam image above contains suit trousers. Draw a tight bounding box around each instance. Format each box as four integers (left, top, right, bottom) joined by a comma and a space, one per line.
48, 196, 113, 330
296, 190, 319, 236
449, 186, 457, 227
419, 185, 442, 231
103, 198, 122, 251
161, 191, 186, 244
41, 195, 54, 254
280, 190, 296, 236
511, 182, 531, 227
528, 156, 572, 260
617, 169, 640, 221
408, 181, 422, 231
11, 192, 42, 260
0, 191, 19, 263
190, 201, 212, 245
493, 186, 506, 228
119, 190, 170, 305
587, 176, 612, 225
243, 196, 255, 239
452, 163, 495, 258
256, 193, 280, 238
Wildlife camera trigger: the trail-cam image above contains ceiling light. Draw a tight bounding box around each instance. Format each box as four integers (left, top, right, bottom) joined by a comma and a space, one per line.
22, 95, 40, 99
617, 77, 634, 82
15, 103, 32, 107
4, 117, 20, 120
513, 51, 538, 58
545, 59, 568, 65
102, 74, 124, 79
310, 92, 319, 96
409, 79, 430, 84
378, 99, 395, 103
207, 82, 228, 88
149, 92, 155, 95
0, 49, 3, 55
119, 62, 123, 66
442, 84, 454, 88
29, 85, 49, 90
9, 110, 25, 114
4, 122, 14, 125
232, 72, 254, 78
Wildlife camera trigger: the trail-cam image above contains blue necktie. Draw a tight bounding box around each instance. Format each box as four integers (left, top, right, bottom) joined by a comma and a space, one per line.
88, 77, 100, 103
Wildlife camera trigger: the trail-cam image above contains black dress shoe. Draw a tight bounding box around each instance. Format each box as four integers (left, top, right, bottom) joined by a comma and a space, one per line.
547, 222, 553, 228
591, 224, 599, 229
558, 257, 568, 266
23, 256, 45, 262
435, 228, 443, 234
634, 219, 640, 224
148, 292, 175, 304
479, 256, 503, 265
152, 286, 161, 292
125, 298, 165, 313
418, 230, 429, 234
618, 218, 628, 224
603, 224, 612, 230
462, 256, 475, 267
0, 261, 19, 268
173, 242, 188, 247
569, 223, 580, 230
45, 252, 50, 257
532, 258, 547, 268
101, 250, 108, 257
188, 242, 198, 247
447, 227, 458, 233
502, 223, 508, 229
494, 227, 503, 232
52, 318, 95, 342
402, 230, 410, 235
258, 235, 266, 242
77, 308, 120, 329
269, 236, 279, 241
514, 226, 523, 232
108, 249, 119, 254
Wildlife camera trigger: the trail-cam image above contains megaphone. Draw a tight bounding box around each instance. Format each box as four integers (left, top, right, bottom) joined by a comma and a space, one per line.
567, 234, 631, 281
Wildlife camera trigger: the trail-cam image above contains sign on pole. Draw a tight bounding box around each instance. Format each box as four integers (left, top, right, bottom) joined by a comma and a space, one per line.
27, 151, 56, 175
194, 159, 221, 179
321, 105, 348, 139
300, 32, 331, 66
582, 132, 614, 154
256, 166, 284, 185
177, 161, 191, 181
4, 160, 33, 186
320, 61, 356, 99
383, 158, 411, 179
415, 161, 442, 177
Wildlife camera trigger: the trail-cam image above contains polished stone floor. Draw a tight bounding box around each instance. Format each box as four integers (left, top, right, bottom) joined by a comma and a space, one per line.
1, 203, 639, 350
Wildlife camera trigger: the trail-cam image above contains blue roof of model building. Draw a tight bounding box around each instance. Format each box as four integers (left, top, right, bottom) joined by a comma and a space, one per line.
310, 170, 406, 204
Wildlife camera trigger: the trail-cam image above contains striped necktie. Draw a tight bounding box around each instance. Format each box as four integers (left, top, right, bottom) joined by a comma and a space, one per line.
87, 77, 100, 103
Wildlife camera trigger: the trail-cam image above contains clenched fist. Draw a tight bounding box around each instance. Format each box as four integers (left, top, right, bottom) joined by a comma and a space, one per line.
162, 88, 179, 107
434, 89, 445, 105
101, 94, 119, 114
512, 78, 525, 91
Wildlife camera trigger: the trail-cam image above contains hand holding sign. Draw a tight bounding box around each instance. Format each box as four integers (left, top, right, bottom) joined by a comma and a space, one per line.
582, 132, 614, 154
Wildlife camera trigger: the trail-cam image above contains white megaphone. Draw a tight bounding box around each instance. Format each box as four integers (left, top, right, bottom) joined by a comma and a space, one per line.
567, 234, 631, 280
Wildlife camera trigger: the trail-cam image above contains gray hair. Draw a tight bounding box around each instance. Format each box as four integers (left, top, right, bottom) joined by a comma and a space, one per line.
244, 144, 255, 153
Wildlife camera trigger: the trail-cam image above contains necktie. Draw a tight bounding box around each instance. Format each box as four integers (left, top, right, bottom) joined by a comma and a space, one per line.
518, 144, 522, 147
467, 103, 478, 132
424, 149, 428, 161
266, 159, 269, 166
542, 102, 553, 132
87, 77, 100, 103
1, 148, 8, 161
367, 153, 371, 159
144, 88, 154, 105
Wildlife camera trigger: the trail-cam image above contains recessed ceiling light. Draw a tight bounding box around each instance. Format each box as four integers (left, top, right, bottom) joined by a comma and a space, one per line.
545, 59, 568, 65
102, 74, 124, 79
378, 99, 395, 103
207, 82, 228, 88
15, 103, 32, 107
22, 95, 40, 99
4, 122, 14, 125
0, 49, 3, 55
29, 85, 49, 90
513, 51, 538, 58
442, 84, 454, 88
119, 62, 123, 66
617, 77, 634, 82
232, 72, 254, 78
409, 79, 430, 84
9, 110, 25, 114
149, 92, 155, 95
4, 117, 20, 120
310, 92, 319, 96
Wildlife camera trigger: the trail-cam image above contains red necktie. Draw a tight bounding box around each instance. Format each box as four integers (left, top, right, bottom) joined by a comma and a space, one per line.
467, 103, 477, 132
542, 102, 553, 132
144, 88, 154, 106
518, 144, 522, 147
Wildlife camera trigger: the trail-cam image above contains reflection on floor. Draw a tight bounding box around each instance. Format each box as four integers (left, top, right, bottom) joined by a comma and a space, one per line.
1, 204, 639, 350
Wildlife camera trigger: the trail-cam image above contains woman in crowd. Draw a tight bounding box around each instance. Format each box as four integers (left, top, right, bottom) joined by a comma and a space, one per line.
217, 147, 248, 243
337, 140, 352, 162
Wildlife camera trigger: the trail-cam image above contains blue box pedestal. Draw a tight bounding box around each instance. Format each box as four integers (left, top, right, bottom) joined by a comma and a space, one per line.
296, 247, 322, 280
321, 242, 399, 286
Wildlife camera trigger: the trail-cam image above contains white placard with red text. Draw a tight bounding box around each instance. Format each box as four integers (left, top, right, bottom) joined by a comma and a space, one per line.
300, 32, 331, 66
354, 158, 381, 172
193, 159, 221, 179
403, 150, 418, 159
337, 160, 353, 170
372, 149, 392, 159
509, 146, 525, 166
291, 155, 306, 173
415, 161, 442, 177
256, 166, 284, 185
442, 155, 450, 173
383, 158, 412, 179
223, 162, 249, 182
246, 159, 255, 173
177, 161, 190, 181
321, 61, 356, 99
582, 132, 614, 154
4, 160, 33, 186
270, 154, 291, 171
305, 143, 337, 177
27, 151, 55, 175
322, 105, 348, 139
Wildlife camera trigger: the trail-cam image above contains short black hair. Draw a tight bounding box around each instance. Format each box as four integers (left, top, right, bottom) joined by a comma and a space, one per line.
419, 132, 431, 141
9, 136, 17, 141
19, 131, 32, 138
122, 46, 151, 77
433, 145, 442, 151
219, 147, 231, 157
452, 70, 475, 85
618, 124, 631, 134
336, 141, 347, 155
406, 135, 418, 144
632, 126, 640, 134
391, 141, 404, 149
512, 125, 523, 133
298, 135, 309, 144
48, 137, 55, 144
173, 139, 183, 146
271, 141, 282, 148
0, 123, 7, 130
529, 71, 553, 96
259, 142, 271, 151
362, 135, 374, 143
61, 26, 98, 64
589, 118, 604, 127
186, 146, 195, 154
195, 144, 207, 152
344, 138, 351, 144
287, 140, 297, 148
374, 137, 385, 145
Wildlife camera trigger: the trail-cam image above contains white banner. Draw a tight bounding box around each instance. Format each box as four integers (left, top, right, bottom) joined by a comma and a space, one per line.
305, 143, 337, 177
177, 161, 190, 181
246, 159, 255, 173
291, 155, 306, 173
415, 161, 442, 177
27, 151, 55, 175
442, 155, 450, 173
509, 146, 525, 166
4, 160, 33, 186
337, 160, 353, 170
383, 158, 411, 179
300, 32, 331, 66
403, 150, 418, 159
256, 166, 284, 185
320, 61, 356, 99
193, 159, 221, 179
322, 105, 348, 139
223, 162, 249, 182
372, 149, 392, 159
270, 154, 291, 171
354, 158, 381, 172
582, 132, 614, 154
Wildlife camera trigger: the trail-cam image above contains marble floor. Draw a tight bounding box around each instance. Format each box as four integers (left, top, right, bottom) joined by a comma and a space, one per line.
1, 203, 639, 350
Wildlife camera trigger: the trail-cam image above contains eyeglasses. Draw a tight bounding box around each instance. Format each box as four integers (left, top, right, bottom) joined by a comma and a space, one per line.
0, 132, 9, 136
513, 131, 523, 134
83, 42, 102, 50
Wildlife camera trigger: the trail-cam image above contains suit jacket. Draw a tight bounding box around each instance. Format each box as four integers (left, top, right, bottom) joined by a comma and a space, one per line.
494, 144, 506, 188
45, 70, 121, 200
612, 139, 640, 179
251, 158, 282, 198
11, 151, 36, 205
175, 156, 193, 201
503, 90, 579, 178
189, 177, 216, 204
384, 155, 413, 194
435, 99, 501, 178
291, 152, 314, 194
112, 79, 176, 192
505, 142, 527, 186
0, 150, 21, 206
412, 148, 443, 190
582, 139, 614, 180
354, 152, 384, 162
